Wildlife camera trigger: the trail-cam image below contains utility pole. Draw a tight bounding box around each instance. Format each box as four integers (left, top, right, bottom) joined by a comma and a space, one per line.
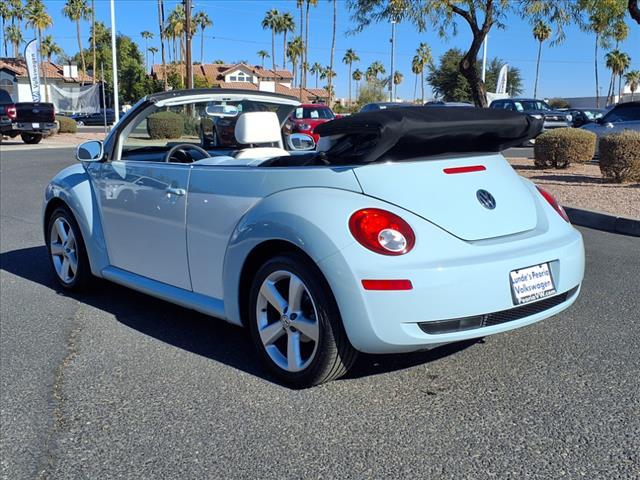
481, 34, 488, 83
389, 20, 396, 102
184, 0, 193, 90
110, 0, 119, 123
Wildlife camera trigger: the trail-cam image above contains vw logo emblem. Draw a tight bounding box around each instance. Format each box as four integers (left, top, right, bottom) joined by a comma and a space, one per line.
476, 189, 496, 210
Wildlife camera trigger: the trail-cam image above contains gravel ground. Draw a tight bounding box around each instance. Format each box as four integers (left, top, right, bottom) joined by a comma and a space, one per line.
508, 157, 640, 220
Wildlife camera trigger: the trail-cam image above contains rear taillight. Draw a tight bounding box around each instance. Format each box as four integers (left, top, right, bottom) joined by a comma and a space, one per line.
349, 208, 415, 255
6, 105, 16, 121
536, 185, 570, 223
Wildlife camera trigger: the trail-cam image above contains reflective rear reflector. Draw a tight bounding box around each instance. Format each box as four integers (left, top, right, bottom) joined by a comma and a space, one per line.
443, 165, 486, 174
361, 279, 413, 290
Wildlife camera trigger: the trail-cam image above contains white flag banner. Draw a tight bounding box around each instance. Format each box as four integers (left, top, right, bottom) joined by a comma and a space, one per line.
496, 64, 509, 95
24, 39, 41, 102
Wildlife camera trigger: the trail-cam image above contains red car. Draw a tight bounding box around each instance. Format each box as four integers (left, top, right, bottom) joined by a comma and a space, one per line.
289, 104, 337, 142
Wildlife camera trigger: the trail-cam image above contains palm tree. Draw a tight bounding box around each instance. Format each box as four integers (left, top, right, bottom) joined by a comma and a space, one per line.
63, 0, 91, 86
194, 11, 212, 65
141, 31, 154, 71
287, 36, 303, 86
167, 4, 186, 85
5, 24, 22, 58
414, 43, 433, 103
257, 50, 270, 69
588, 11, 612, 108
612, 19, 628, 49
352, 68, 362, 99
157, 0, 168, 90
532, 20, 551, 99
278, 12, 295, 70
41, 34, 62, 61
26, 0, 53, 100
605, 50, 631, 104
328, 0, 336, 105
9, 0, 23, 31
393, 70, 403, 99
0, 2, 10, 56
261, 9, 279, 71
309, 62, 322, 88
411, 56, 422, 101
366, 61, 385, 82
148, 46, 159, 68
342, 48, 359, 106
302, 0, 317, 88
625, 70, 640, 100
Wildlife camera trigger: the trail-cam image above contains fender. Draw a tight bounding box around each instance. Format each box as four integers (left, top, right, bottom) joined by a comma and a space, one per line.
43, 163, 109, 276
222, 186, 372, 327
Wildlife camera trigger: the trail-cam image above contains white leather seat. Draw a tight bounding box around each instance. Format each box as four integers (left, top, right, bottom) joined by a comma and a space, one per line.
233, 111, 289, 161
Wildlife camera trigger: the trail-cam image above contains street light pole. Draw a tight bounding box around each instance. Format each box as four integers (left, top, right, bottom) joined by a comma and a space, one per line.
110, 0, 119, 123
389, 20, 396, 102
481, 34, 488, 83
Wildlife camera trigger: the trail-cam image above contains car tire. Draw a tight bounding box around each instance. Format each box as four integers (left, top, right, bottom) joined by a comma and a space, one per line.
21, 133, 43, 144
46, 206, 93, 291
248, 252, 357, 387
77, 121, 84, 126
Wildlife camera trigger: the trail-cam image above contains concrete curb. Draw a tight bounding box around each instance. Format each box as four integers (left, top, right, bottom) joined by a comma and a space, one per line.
564, 206, 640, 237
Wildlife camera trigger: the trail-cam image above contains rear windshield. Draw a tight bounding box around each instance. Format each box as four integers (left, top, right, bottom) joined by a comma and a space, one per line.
513, 100, 551, 112
294, 107, 334, 120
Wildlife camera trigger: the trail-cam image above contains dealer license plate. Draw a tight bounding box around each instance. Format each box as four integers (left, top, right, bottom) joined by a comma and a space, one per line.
510, 263, 556, 305
32, 123, 40, 128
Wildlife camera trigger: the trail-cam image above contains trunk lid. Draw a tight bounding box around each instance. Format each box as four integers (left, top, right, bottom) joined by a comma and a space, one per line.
352, 154, 538, 241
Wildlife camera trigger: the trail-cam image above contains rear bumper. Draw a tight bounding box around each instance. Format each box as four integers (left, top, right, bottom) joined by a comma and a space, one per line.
319, 205, 585, 354
10, 122, 56, 133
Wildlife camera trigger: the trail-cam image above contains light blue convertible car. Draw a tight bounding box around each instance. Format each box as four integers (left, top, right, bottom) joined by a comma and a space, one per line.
43, 89, 585, 386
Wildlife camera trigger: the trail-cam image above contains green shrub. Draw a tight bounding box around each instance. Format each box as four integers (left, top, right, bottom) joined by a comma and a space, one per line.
548, 98, 570, 109
599, 131, 640, 183
533, 128, 596, 169
56, 115, 77, 134
146, 111, 184, 139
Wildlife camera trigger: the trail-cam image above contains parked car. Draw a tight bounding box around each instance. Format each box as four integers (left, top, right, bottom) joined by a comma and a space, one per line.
0, 88, 56, 144
489, 98, 572, 130
360, 102, 420, 112
71, 109, 116, 126
580, 101, 640, 137
43, 90, 584, 387
288, 104, 337, 142
565, 108, 606, 128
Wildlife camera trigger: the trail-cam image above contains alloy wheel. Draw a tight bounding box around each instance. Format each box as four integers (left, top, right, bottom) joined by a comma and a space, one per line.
49, 217, 78, 284
256, 270, 320, 372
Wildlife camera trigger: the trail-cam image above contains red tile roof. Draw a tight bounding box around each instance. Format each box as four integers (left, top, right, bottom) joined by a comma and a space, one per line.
151, 62, 293, 82
0, 57, 93, 82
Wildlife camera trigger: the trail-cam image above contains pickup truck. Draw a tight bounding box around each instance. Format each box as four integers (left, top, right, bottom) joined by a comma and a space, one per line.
0, 88, 56, 144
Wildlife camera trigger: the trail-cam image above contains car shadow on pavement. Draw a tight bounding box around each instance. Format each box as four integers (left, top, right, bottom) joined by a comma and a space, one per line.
1, 245, 477, 386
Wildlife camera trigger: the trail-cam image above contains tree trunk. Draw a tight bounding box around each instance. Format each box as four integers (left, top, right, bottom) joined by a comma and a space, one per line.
606, 72, 615, 105
533, 40, 542, 98
421, 69, 425, 103
348, 63, 352, 105
283, 32, 287, 71
200, 29, 204, 64
158, 0, 167, 91
595, 35, 599, 108
328, 0, 336, 106
459, 32, 487, 107
77, 21, 87, 86
39, 29, 49, 102
304, 3, 310, 89
1, 17, 5, 57
92, 0, 96, 84
618, 72, 623, 103
315, 72, 318, 89
271, 30, 275, 72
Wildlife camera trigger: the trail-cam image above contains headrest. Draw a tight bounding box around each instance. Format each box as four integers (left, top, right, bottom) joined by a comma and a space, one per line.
234, 111, 282, 144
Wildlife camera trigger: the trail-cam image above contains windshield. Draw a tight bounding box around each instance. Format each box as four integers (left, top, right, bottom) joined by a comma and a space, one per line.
294, 106, 334, 120
582, 110, 603, 120
602, 105, 640, 123
513, 100, 552, 112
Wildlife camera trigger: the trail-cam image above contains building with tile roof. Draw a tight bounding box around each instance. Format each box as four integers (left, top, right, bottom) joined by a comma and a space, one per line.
151, 62, 328, 103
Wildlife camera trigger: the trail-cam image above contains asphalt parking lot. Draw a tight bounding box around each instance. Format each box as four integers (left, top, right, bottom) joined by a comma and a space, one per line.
1, 145, 638, 479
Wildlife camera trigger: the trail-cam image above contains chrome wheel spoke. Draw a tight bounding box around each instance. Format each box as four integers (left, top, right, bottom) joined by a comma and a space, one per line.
66, 231, 76, 250
287, 331, 302, 371
67, 253, 78, 274
54, 219, 68, 243
260, 321, 285, 346
50, 242, 64, 256
288, 274, 305, 312
260, 281, 287, 314
61, 257, 71, 281
291, 316, 318, 342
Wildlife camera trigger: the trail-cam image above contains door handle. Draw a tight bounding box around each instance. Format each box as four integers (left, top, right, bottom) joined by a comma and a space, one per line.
165, 187, 186, 196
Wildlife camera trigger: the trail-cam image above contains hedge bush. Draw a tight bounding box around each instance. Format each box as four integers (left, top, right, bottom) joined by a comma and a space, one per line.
533, 128, 596, 169
599, 131, 640, 183
146, 111, 184, 139
56, 115, 77, 134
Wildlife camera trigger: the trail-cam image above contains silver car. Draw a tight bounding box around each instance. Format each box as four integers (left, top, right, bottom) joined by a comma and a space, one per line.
580, 101, 640, 138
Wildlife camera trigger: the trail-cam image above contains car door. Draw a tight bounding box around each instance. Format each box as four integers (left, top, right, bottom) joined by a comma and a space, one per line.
93, 113, 192, 290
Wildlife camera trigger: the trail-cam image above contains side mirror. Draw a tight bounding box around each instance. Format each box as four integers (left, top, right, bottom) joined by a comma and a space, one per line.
76, 140, 104, 162
286, 133, 316, 151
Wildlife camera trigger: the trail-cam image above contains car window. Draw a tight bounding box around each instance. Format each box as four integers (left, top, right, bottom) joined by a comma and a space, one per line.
297, 107, 334, 120
0, 89, 12, 103
602, 106, 640, 123
513, 100, 551, 111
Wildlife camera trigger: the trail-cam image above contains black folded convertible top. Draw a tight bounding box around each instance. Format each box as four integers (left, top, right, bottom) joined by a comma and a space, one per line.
313, 106, 543, 164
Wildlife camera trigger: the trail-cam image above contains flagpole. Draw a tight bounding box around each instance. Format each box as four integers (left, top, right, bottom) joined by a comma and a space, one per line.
110, 0, 120, 123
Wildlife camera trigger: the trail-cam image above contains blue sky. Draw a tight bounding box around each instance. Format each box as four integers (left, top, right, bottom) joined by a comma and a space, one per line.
34, 0, 640, 100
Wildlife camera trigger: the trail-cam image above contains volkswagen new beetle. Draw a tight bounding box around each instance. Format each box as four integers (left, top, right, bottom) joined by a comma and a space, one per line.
43, 90, 585, 386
